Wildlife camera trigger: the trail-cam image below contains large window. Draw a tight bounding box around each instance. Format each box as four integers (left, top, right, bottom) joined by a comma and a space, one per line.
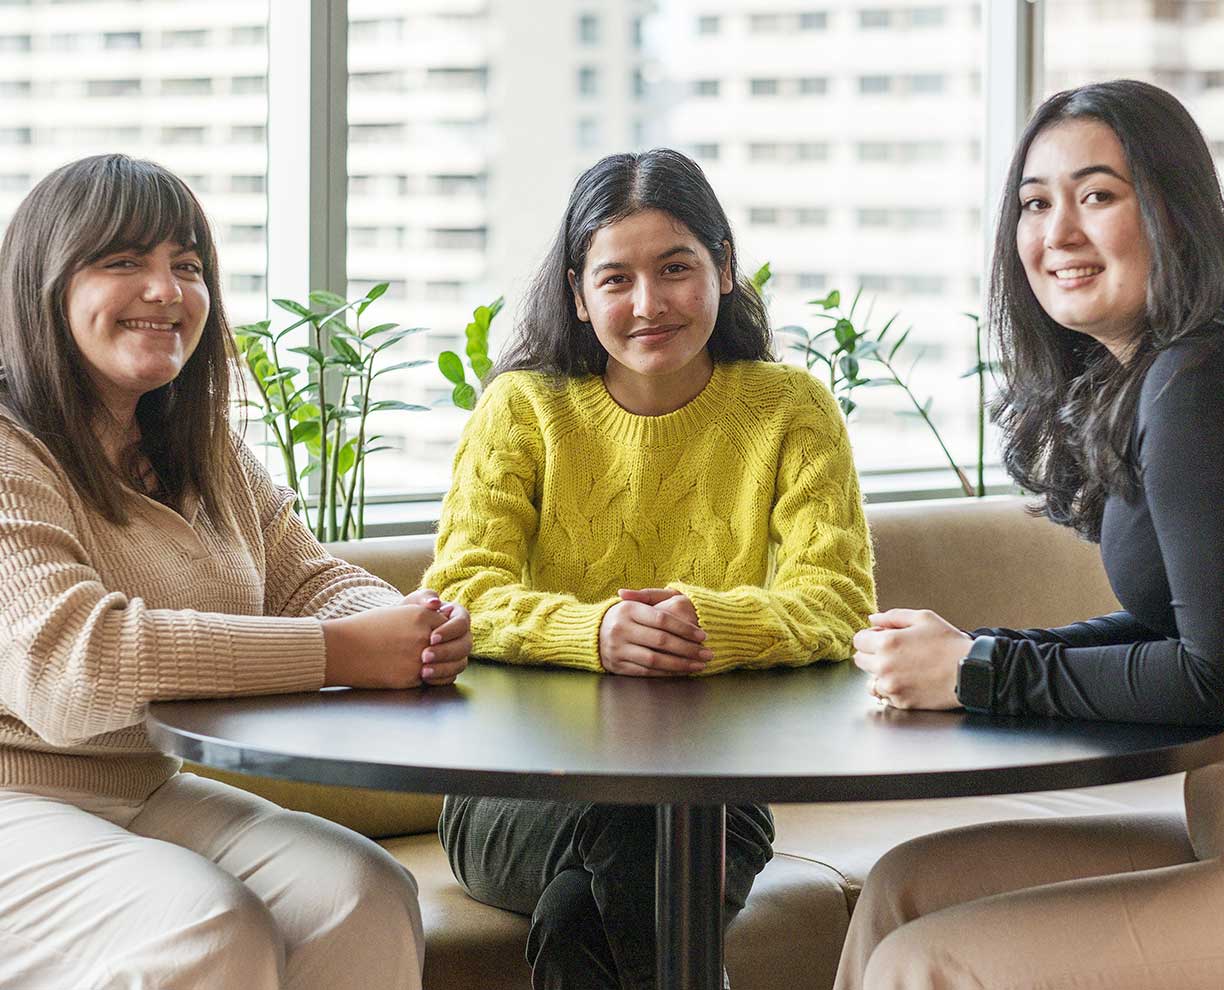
0, 0, 271, 334
347, 0, 987, 500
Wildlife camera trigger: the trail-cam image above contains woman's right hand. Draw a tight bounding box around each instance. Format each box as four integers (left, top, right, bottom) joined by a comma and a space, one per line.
321, 604, 448, 689
598, 596, 712, 677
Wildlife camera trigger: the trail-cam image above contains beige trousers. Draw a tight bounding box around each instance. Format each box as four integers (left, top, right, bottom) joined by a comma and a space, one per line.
835, 765, 1224, 990
0, 772, 424, 990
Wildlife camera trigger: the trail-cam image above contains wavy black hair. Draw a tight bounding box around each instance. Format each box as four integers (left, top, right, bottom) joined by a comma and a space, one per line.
495, 148, 773, 378
990, 80, 1224, 540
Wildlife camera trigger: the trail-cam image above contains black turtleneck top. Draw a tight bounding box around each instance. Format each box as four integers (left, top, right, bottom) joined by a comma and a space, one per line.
977, 339, 1224, 726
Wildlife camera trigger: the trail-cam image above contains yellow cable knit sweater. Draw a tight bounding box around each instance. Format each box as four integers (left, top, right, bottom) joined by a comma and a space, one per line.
0, 416, 403, 801
424, 360, 875, 673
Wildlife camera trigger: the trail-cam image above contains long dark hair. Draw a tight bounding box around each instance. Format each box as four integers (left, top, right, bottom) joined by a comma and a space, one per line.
990, 80, 1224, 540
495, 148, 773, 378
0, 153, 239, 529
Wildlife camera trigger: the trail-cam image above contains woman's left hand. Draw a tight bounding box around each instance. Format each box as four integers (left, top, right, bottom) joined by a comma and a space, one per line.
852, 608, 970, 710
404, 590, 471, 685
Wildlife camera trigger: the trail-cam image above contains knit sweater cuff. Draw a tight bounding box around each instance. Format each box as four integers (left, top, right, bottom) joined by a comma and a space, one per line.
145, 610, 327, 698
512, 599, 613, 672
671, 584, 783, 670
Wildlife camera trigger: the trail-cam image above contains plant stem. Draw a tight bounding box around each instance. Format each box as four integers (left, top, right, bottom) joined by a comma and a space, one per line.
313, 327, 329, 542
879, 357, 974, 497
267, 338, 298, 494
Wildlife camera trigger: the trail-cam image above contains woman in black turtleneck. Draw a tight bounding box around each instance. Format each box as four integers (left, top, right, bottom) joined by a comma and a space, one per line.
836, 79, 1224, 990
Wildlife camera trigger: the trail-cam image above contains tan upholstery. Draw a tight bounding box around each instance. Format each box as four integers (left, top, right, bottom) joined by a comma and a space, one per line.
194, 496, 1179, 990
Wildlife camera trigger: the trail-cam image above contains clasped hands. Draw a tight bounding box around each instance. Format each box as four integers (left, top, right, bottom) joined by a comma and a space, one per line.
322, 588, 471, 690
852, 608, 970, 710
599, 588, 713, 677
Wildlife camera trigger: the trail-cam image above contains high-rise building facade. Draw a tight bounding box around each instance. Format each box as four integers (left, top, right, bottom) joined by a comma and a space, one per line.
2, 0, 1222, 503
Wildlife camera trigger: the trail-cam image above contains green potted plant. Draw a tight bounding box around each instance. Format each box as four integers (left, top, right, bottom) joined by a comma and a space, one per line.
233, 283, 428, 541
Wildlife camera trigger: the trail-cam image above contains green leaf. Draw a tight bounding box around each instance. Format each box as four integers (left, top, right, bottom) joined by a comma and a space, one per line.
362, 443, 396, 455
361, 322, 399, 338
331, 337, 362, 366
888, 327, 913, 362
300, 461, 319, 478
356, 281, 389, 316
287, 345, 326, 365
372, 359, 430, 379
839, 355, 860, 381
439, 351, 466, 385
290, 421, 320, 444
960, 362, 989, 378
291, 403, 321, 422
851, 340, 882, 359
859, 377, 899, 388
838, 397, 856, 416
373, 327, 428, 351
273, 298, 311, 317
452, 382, 478, 410
369, 399, 429, 413
234, 320, 273, 340
471, 354, 493, 379
309, 289, 348, 310
751, 262, 772, 293
336, 437, 359, 475
813, 289, 840, 310
488, 296, 505, 319
833, 318, 857, 350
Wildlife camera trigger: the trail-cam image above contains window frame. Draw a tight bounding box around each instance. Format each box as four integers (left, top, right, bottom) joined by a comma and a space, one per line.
265, 0, 1042, 521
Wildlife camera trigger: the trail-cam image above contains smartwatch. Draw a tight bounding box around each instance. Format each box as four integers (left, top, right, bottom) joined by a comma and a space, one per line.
955, 635, 997, 714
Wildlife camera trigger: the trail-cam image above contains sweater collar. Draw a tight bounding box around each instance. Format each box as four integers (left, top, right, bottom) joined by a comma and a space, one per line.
572, 361, 739, 447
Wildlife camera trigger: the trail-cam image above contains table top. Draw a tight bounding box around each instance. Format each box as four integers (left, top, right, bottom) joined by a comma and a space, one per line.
146, 660, 1224, 805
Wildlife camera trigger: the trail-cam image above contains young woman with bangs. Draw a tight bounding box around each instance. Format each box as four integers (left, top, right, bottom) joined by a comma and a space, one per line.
0, 154, 471, 990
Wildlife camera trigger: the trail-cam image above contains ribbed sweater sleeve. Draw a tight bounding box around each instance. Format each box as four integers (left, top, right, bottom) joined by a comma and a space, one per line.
422, 379, 612, 671
670, 378, 874, 672
0, 432, 340, 749
240, 443, 403, 619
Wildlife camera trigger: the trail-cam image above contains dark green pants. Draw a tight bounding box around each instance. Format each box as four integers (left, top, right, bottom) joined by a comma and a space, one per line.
439, 797, 773, 990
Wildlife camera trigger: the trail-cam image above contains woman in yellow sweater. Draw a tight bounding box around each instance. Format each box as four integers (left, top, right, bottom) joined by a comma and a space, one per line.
423, 148, 876, 989
0, 155, 471, 989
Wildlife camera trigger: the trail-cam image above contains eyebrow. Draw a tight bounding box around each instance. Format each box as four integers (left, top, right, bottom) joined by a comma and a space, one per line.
589, 245, 699, 278
1018, 164, 1130, 188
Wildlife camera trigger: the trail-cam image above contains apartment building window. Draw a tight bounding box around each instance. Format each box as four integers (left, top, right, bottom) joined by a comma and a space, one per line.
230, 174, 266, 194
859, 9, 892, 28
577, 117, 600, 149
799, 11, 829, 30
232, 75, 267, 94
578, 13, 600, 44
431, 174, 484, 196
692, 142, 720, 161
749, 14, 782, 33
427, 67, 487, 92
910, 7, 946, 27
696, 15, 721, 34
859, 74, 892, 94
87, 78, 142, 97
578, 65, 599, 97
798, 77, 828, 95
692, 79, 720, 96
229, 273, 266, 294
227, 224, 266, 244
750, 78, 780, 96
350, 123, 404, 144
0, 33, 31, 51
908, 73, 945, 94
102, 31, 141, 49
230, 124, 266, 144
162, 29, 208, 48
162, 78, 213, 96
162, 126, 207, 145
749, 207, 780, 225
430, 227, 487, 251
796, 207, 828, 226
231, 24, 266, 45
0, 80, 31, 96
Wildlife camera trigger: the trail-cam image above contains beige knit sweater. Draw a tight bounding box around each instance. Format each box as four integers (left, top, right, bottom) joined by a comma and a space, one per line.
0, 416, 403, 801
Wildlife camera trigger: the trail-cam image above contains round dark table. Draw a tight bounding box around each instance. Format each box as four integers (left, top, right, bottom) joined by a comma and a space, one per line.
146, 660, 1224, 990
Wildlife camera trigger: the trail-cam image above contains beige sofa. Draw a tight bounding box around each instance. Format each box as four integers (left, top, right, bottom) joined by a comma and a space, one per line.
194, 496, 1184, 990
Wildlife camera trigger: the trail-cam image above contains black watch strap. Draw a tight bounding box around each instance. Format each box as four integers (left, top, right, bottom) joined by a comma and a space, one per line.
956, 635, 997, 713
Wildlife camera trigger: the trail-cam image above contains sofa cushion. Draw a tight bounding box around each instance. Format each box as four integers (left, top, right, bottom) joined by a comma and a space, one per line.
378, 831, 854, 990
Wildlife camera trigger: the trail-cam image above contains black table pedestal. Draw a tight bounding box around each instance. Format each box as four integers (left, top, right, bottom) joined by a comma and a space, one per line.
657, 803, 726, 990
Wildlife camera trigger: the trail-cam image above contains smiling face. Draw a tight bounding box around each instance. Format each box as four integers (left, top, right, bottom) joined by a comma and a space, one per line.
569, 208, 733, 414
1015, 118, 1152, 360
65, 239, 210, 421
